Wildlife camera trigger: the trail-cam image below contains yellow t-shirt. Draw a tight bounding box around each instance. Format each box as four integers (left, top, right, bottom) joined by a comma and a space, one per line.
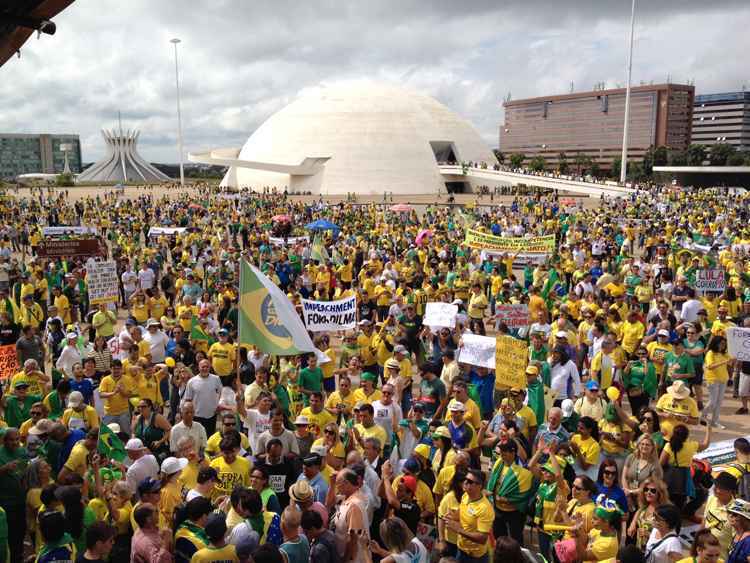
655, 394, 699, 438
457, 493, 494, 557
438, 491, 461, 545
663, 439, 700, 468
351, 387, 382, 405
571, 434, 601, 467
353, 423, 387, 453
64, 441, 91, 476
99, 375, 132, 415
392, 475, 436, 514
179, 460, 202, 490
621, 321, 645, 354
190, 544, 239, 563
584, 529, 619, 563
704, 350, 730, 384
299, 407, 336, 437
149, 296, 169, 320
62, 406, 100, 431
468, 293, 488, 320
565, 499, 596, 538
209, 456, 252, 499
10, 371, 46, 397
313, 437, 345, 460
159, 480, 185, 530
704, 494, 732, 558
205, 432, 250, 458
433, 464, 458, 499
208, 342, 235, 376
599, 421, 629, 455
324, 390, 356, 415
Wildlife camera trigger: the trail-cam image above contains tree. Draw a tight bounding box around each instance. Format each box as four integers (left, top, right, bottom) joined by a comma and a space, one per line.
590, 162, 601, 178
668, 149, 687, 166
642, 146, 655, 177
493, 149, 505, 164
728, 152, 747, 166
573, 153, 592, 175
686, 144, 707, 166
611, 157, 622, 179
509, 153, 525, 168
558, 152, 569, 174
529, 155, 546, 172
709, 143, 736, 166
56, 172, 74, 187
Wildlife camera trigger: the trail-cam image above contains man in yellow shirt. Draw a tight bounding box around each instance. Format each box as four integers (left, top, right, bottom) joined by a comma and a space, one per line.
351, 403, 387, 454
58, 428, 99, 481
444, 468, 494, 560
10, 359, 50, 397
209, 435, 251, 501
300, 392, 336, 437
98, 360, 133, 433
208, 329, 235, 386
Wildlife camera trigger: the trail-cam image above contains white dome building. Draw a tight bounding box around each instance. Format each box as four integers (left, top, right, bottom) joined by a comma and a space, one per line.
189, 82, 497, 195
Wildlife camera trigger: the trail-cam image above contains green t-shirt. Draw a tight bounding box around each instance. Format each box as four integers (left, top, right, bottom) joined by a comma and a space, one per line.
664, 352, 695, 383
4, 394, 42, 428
298, 367, 323, 406
0, 446, 28, 507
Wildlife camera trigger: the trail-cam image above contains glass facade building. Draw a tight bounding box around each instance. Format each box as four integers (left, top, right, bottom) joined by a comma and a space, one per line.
692, 91, 750, 151
499, 84, 695, 171
0, 133, 82, 179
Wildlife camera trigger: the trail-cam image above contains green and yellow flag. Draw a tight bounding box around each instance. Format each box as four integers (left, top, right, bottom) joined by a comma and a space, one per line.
311, 234, 329, 264
98, 423, 126, 463
486, 459, 536, 513
190, 316, 215, 345
239, 261, 316, 356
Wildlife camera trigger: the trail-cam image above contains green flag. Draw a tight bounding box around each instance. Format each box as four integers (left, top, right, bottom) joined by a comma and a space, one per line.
311, 234, 329, 263
98, 423, 126, 463
190, 316, 215, 344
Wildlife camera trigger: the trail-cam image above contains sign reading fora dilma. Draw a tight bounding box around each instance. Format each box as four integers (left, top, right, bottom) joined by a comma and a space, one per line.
695, 269, 725, 293
36, 238, 104, 258
301, 296, 357, 332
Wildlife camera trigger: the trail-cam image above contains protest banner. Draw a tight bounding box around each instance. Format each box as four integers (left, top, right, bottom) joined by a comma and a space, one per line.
458, 333, 496, 369
727, 327, 750, 361
695, 269, 725, 293
269, 235, 310, 246
423, 302, 457, 328
695, 435, 750, 469
0, 344, 18, 380
148, 227, 188, 237
36, 238, 103, 258
87, 260, 119, 305
301, 295, 357, 332
464, 229, 555, 254
43, 225, 98, 236
495, 304, 529, 328
495, 335, 528, 389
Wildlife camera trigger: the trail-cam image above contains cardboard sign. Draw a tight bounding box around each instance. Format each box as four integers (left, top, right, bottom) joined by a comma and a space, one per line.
87, 261, 119, 305
43, 226, 98, 236
458, 333, 496, 369
727, 327, 750, 361
301, 296, 357, 332
695, 269, 725, 293
0, 344, 18, 380
423, 302, 458, 329
496, 304, 530, 328
495, 335, 528, 389
36, 238, 103, 258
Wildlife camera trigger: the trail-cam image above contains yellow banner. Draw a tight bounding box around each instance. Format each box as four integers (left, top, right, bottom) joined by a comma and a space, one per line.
495, 335, 528, 390
464, 229, 555, 253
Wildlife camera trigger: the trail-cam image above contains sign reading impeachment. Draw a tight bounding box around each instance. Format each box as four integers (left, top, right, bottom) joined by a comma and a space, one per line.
301, 295, 357, 332
464, 229, 555, 254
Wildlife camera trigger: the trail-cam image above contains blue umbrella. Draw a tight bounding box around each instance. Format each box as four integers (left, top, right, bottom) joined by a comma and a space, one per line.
305, 219, 340, 233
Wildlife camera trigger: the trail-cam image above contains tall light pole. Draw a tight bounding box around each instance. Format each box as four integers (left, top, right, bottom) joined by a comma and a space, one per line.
171, 38, 185, 187
619, 0, 636, 184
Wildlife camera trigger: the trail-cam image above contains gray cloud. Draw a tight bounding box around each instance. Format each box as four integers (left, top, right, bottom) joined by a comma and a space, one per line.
0, 0, 747, 164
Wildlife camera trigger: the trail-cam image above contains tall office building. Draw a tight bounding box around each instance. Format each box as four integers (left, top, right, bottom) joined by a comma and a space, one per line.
692, 91, 750, 151
499, 83, 694, 171
0, 133, 82, 179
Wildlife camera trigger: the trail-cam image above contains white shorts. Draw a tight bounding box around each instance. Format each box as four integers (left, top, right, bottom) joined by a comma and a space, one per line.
739, 373, 750, 398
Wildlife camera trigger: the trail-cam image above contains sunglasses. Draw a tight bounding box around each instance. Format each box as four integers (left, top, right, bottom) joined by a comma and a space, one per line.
572, 484, 584, 491
603, 470, 617, 476
644, 487, 658, 494
643, 416, 654, 422
324, 429, 336, 435
464, 478, 480, 485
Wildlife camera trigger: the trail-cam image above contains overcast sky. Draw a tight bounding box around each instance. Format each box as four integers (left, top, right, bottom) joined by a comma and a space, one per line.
1, 0, 748, 163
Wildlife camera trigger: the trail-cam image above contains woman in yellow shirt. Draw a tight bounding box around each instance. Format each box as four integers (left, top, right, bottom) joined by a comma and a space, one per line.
25, 458, 53, 551
574, 499, 622, 563
703, 336, 730, 429
129, 290, 150, 324
313, 422, 346, 470
436, 469, 466, 556
159, 457, 187, 529
659, 423, 712, 511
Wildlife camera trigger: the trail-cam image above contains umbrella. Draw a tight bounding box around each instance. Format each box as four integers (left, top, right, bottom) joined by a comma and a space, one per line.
305, 219, 340, 233
272, 214, 292, 222
188, 203, 204, 210
389, 203, 413, 212
415, 229, 433, 246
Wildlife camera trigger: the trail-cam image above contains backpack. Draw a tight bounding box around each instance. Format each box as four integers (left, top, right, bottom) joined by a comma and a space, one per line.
729, 463, 750, 501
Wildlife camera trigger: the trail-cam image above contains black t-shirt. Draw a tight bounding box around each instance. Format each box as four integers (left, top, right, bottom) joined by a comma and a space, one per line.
259, 459, 297, 509
395, 499, 421, 534
399, 314, 422, 343
76, 555, 106, 563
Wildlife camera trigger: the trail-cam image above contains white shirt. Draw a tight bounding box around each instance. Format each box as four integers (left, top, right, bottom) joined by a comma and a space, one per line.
125, 453, 159, 495
242, 409, 273, 455
121, 270, 137, 292
138, 268, 155, 290
144, 329, 169, 363
549, 360, 582, 400
183, 374, 222, 418
680, 299, 703, 323
169, 419, 208, 453
371, 400, 402, 446
56, 344, 81, 377
645, 529, 684, 563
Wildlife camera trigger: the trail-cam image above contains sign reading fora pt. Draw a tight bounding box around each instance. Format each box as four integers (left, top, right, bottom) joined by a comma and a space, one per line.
695, 269, 725, 293
301, 296, 357, 332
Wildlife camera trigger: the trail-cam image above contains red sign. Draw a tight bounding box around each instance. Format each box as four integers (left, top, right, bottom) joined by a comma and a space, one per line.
0, 344, 18, 380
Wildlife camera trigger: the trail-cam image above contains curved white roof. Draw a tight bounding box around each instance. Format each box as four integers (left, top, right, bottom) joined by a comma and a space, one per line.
223, 82, 497, 194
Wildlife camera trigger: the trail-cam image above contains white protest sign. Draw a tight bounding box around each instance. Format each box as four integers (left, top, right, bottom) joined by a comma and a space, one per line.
694, 269, 725, 293
727, 327, 750, 361
423, 302, 457, 328
87, 261, 119, 305
301, 295, 357, 332
148, 227, 188, 237
495, 304, 530, 328
43, 225, 98, 236
458, 333, 496, 369
269, 236, 310, 246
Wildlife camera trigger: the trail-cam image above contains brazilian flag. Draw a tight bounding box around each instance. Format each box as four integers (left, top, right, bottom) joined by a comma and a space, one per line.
98, 424, 126, 463
487, 459, 536, 513
190, 316, 216, 345
311, 234, 329, 264
238, 261, 316, 356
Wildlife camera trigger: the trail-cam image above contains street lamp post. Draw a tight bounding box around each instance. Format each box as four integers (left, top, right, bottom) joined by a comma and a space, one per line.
620, 0, 636, 185
171, 38, 185, 187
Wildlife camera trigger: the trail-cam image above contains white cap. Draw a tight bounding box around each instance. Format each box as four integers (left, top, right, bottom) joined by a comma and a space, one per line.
67, 391, 84, 408
393, 344, 408, 354
294, 415, 310, 425
561, 398, 575, 418
310, 444, 328, 457
657, 329, 670, 337
452, 299, 463, 305
161, 456, 189, 475
555, 330, 568, 338
448, 400, 466, 412
66, 332, 77, 339
125, 438, 146, 451
107, 423, 121, 434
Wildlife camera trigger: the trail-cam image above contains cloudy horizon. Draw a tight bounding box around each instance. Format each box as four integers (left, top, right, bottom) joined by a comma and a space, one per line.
0, 0, 748, 164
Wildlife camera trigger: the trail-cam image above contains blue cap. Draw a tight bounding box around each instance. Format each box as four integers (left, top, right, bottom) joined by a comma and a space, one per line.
585, 380, 600, 391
